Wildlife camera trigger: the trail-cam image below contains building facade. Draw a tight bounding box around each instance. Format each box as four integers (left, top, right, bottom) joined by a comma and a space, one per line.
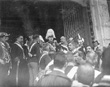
0, 0, 110, 47
90, 0, 110, 47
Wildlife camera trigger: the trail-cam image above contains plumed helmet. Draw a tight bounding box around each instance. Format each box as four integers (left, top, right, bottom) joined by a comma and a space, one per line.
45, 29, 56, 39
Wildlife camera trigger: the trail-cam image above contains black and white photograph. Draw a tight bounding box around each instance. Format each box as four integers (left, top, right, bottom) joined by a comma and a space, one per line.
0, 0, 110, 87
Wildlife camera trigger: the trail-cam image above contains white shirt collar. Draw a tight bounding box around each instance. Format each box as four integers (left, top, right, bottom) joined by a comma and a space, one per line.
15, 42, 23, 50
67, 62, 75, 66
54, 68, 65, 73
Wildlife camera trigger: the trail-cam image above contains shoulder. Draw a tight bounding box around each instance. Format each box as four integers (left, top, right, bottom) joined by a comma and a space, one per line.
65, 65, 74, 74
41, 71, 71, 82
93, 75, 110, 87
34, 42, 40, 48
0, 42, 4, 53
66, 66, 78, 80
37, 70, 72, 87
11, 43, 18, 48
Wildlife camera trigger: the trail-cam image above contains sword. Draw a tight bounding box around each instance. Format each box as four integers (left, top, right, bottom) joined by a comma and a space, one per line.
16, 60, 20, 86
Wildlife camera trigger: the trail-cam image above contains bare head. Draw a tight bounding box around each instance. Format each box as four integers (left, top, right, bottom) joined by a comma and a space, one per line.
77, 63, 94, 85
86, 51, 98, 66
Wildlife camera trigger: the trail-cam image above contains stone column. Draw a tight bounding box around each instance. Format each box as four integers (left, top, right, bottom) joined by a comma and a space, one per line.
90, 0, 110, 47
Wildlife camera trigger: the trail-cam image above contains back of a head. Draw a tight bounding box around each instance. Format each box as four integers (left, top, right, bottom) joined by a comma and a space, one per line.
86, 51, 98, 66
102, 47, 110, 74
33, 34, 39, 40
42, 43, 49, 51
77, 51, 85, 60
77, 63, 94, 85
74, 51, 86, 65
54, 52, 67, 69
71, 40, 77, 47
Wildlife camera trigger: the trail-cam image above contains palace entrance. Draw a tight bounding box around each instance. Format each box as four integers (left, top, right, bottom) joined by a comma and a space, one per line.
0, 0, 94, 46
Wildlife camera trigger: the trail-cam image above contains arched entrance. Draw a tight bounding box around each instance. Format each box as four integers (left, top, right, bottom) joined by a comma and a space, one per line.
62, 1, 93, 46
0, 0, 94, 46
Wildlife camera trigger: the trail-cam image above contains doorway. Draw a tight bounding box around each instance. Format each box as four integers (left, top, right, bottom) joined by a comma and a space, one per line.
0, 0, 93, 46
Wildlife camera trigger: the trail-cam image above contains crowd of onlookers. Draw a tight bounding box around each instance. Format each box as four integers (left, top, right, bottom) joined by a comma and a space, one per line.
34, 29, 110, 87
0, 29, 110, 87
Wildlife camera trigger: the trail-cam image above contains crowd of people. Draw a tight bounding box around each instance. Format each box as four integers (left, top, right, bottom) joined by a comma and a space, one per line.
0, 28, 110, 87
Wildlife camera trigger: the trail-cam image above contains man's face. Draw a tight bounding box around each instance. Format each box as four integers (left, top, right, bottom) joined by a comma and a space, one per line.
60, 37, 66, 43
73, 52, 79, 59
68, 43, 75, 51
1, 36, 6, 42
87, 46, 92, 52
5, 36, 9, 41
94, 42, 98, 47
17, 36, 23, 43
29, 35, 33, 40
48, 37, 53, 42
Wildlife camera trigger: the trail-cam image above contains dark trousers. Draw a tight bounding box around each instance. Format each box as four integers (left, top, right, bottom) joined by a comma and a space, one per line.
8, 61, 29, 87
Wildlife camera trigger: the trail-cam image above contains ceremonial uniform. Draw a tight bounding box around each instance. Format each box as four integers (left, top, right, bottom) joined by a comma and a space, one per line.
0, 41, 11, 86
28, 41, 41, 86
39, 51, 52, 70
10, 42, 29, 87
45, 29, 56, 59
47, 41, 56, 60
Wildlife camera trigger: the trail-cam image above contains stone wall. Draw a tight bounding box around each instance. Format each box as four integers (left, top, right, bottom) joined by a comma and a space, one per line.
90, 0, 110, 47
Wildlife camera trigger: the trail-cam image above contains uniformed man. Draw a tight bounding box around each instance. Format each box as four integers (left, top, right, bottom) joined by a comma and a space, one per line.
28, 34, 41, 86
10, 35, 29, 87
59, 36, 68, 53
93, 40, 103, 70
45, 29, 56, 59
0, 32, 11, 86
67, 40, 77, 61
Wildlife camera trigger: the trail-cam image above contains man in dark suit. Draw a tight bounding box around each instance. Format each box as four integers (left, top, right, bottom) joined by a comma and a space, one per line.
37, 52, 72, 87
28, 34, 41, 86
10, 35, 29, 87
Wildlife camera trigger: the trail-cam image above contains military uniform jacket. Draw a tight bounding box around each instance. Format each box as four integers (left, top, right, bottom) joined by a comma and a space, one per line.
11, 42, 26, 65
10, 42, 29, 87
28, 42, 41, 63
0, 41, 11, 64
39, 52, 51, 70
